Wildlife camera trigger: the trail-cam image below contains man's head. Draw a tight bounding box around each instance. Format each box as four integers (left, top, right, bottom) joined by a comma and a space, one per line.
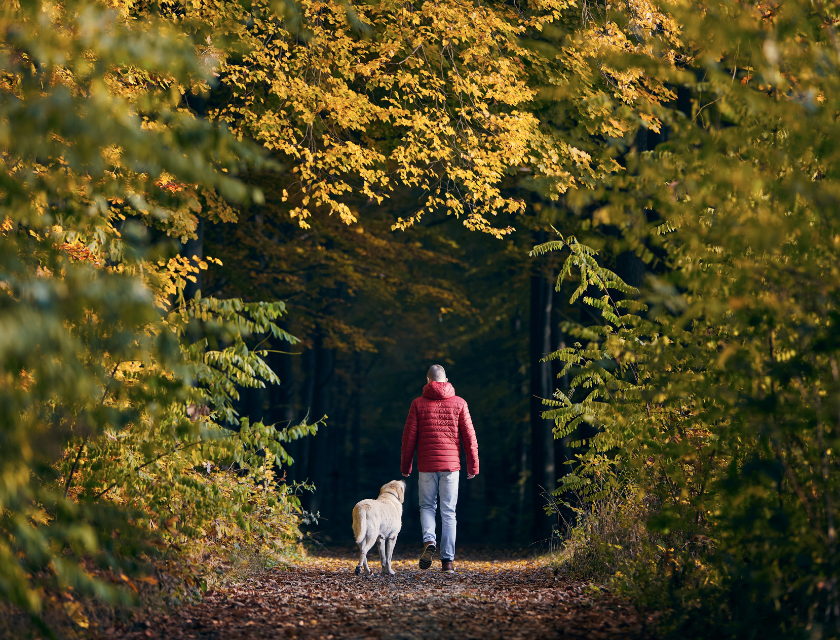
427, 364, 447, 383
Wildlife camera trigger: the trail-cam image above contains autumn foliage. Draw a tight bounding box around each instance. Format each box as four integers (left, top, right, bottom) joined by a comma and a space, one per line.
3, 0, 840, 638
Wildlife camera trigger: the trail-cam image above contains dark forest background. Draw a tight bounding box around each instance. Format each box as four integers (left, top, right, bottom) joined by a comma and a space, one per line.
191, 193, 646, 548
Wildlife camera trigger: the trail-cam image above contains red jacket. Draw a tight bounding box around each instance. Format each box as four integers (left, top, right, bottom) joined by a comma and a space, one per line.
400, 381, 479, 476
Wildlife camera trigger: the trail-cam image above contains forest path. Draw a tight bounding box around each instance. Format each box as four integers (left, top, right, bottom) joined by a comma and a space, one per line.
122, 548, 644, 640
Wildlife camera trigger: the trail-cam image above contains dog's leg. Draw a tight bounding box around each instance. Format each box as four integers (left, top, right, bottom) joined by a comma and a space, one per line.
355, 543, 365, 576
360, 542, 367, 575
385, 536, 397, 575
378, 536, 389, 575
363, 537, 375, 574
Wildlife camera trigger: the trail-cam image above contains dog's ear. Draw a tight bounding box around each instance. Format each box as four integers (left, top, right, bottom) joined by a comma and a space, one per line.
397, 480, 405, 503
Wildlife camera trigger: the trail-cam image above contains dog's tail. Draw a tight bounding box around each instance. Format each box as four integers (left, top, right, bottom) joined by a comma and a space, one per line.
352, 503, 369, 545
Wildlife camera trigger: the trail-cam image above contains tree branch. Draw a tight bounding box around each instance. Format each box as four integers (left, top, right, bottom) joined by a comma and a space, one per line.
63, 362, 121, 498
94, 440, 203, 500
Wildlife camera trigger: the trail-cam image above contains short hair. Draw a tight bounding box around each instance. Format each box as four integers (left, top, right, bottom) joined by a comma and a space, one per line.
427, 364, 447, 381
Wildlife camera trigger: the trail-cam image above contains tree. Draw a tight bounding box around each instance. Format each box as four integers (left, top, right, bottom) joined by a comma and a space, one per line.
0, 0, 314, 615
536, 0, 840, 635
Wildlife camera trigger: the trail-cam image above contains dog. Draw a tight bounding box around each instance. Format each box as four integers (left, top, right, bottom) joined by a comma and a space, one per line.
352, 479, 405, 576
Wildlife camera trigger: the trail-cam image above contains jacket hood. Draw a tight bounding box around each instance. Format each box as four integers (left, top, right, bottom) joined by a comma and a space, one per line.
422, 381, 456, 400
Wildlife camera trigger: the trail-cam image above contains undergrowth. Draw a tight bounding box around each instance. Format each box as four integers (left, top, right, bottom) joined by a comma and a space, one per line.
549, 478, 721, 636
549, 479, 649, 583
0, 468, 307, 639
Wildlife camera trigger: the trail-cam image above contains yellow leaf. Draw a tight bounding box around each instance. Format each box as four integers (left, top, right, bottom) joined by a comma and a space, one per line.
64, 601, 90, 629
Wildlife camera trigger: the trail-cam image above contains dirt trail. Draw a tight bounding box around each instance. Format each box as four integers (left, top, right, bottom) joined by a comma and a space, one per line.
119, 548, 644, 640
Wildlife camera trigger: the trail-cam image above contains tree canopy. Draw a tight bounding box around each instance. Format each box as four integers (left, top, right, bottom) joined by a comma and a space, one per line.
3, 0, 840, 637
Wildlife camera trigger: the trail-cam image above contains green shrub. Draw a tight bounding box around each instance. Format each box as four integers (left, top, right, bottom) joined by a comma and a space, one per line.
533, 1, 840, 636
0, 0, 314, 620
551, 478, 649, 583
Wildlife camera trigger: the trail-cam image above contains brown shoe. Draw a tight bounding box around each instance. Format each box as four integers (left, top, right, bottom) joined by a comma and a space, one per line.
441, 560, 455, 573
419, 543, 436, 570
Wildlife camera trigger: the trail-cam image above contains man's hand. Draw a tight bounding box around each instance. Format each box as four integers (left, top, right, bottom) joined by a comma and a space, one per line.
402, 473, 410, 477
467, 474, 476, 480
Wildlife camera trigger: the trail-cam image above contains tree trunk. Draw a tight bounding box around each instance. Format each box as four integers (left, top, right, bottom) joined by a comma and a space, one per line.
276, 335, 297, 481
616, 251, 646, 289
306, 328, 334, 517
296, 342, 317, 493
510, 310, 529, 541
328, 371, 348, 526
351, 352, 363, 499
531, 229, 556, 542
551, 286, 574, 532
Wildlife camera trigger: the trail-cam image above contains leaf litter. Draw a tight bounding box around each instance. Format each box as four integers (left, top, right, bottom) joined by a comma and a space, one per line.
112, 547, 644, 639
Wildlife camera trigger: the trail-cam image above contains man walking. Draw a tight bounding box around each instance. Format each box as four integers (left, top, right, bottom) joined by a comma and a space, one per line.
401, 365, 479, 573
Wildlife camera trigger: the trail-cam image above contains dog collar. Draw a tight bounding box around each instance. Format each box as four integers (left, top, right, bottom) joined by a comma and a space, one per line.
382, 490, 400, 501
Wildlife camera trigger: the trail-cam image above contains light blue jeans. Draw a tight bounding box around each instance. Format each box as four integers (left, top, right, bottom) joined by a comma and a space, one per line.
418, 471, 459, 561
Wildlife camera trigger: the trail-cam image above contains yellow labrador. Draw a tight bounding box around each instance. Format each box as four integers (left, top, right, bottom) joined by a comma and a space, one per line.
352, 480, 405, 576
